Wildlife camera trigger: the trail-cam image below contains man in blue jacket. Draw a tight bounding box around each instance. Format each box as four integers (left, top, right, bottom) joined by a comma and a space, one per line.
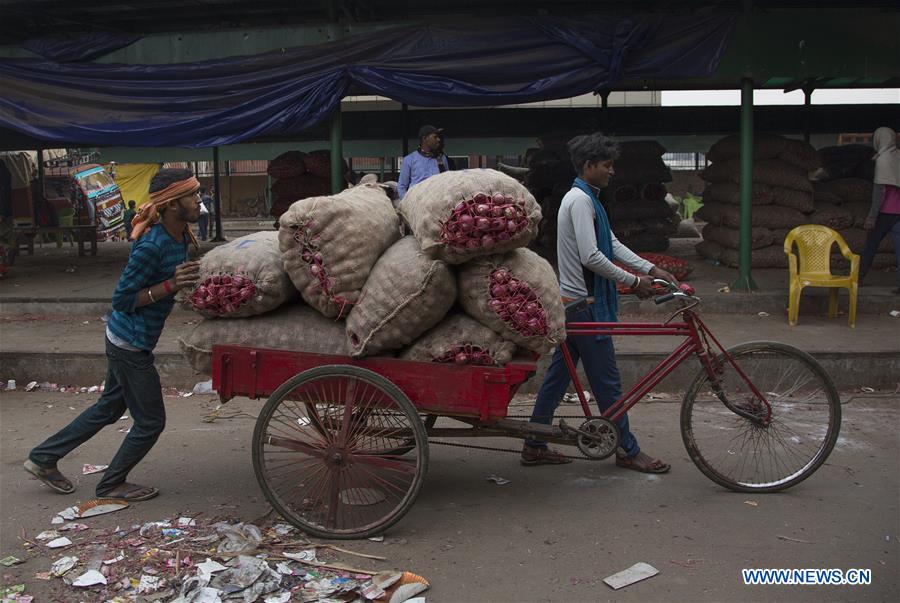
24, 168, 202, 501
398, 125, 449, 198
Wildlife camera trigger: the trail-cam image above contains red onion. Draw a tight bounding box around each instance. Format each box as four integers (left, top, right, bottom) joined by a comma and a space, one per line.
491, 192, 505, 205
475, 204, 490, 216
491, 218, 507, 231
466, 239, 481, 250
473, 192, 490, 204
476, 217, 491, 231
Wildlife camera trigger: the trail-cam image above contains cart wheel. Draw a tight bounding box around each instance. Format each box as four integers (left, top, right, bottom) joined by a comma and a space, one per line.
253, 365, 428, 539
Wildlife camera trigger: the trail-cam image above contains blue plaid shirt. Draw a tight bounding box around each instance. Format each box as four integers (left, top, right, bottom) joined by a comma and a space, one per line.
107, 223, 187, 351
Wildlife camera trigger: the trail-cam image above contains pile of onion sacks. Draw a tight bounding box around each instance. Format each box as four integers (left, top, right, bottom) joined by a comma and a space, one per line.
433, 344, 496, 366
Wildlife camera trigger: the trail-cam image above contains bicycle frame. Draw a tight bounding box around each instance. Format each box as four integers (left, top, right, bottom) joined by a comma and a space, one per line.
563, 306, 773, 426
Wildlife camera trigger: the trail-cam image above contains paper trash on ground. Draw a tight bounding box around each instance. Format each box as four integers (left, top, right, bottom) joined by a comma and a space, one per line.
77, 499, 129, 517
46, 537, 72, 549
72, 569, 107, 587
82, 464, 108, 475
485, 475, 510, 485
50, 556, 78, 576
603, 562, 659, 590
196, 558, 228, 580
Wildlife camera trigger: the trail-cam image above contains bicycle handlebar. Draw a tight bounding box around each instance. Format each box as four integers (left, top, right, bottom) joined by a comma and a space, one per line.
652, 280, 698, 305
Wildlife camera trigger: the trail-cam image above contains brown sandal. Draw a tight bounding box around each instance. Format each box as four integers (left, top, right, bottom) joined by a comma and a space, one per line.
615, 451, 670, 474
23, 460, 75, 494
98, 482, 159, 502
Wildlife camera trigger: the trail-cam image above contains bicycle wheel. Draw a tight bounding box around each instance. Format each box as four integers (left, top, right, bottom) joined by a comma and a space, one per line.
253, 365, 428, 539
681, 341, 840, 493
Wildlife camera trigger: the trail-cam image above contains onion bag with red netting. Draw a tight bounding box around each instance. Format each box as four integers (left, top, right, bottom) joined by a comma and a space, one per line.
457, 248, 565, 354
278, 184, 401, 319
399, 169, 541, 265
180, 231, 297, 319
399, 313, 517, 367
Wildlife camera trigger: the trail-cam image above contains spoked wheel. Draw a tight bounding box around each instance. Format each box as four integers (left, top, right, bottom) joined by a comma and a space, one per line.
252, 365, 428, 539
681, 341, 841, 493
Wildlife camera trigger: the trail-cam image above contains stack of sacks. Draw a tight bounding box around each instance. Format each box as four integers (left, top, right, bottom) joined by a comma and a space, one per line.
811, 147, 895, 269
522, 148, 576, 266
178, 170, 566, 375
268, 150, 350, 219
695, 134, 819, 268
602, 140, 679, 253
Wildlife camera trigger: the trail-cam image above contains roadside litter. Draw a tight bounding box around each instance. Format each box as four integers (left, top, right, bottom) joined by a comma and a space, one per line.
18, 511, 429, 602
485, 475, 510, 485
603, 562, 659, 590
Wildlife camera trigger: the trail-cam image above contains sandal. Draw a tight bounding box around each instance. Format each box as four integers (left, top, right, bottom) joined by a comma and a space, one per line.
615, 450, 670, 474
98, 482, 160, 502
23, 459, 75, 494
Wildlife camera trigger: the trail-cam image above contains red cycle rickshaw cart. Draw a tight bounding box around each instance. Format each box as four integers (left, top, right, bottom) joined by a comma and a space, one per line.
211, 281, 841, 539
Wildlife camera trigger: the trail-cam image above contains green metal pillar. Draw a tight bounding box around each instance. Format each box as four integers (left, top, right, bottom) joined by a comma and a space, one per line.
212, 146, 225, 242
732, 77, 758, 291
330, 108, 343, 194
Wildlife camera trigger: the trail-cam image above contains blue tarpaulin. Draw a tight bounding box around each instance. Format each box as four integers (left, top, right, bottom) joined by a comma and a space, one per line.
0, 15, 734, 147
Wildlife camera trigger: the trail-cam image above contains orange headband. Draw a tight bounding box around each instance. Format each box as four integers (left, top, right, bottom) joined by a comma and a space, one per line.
131, 176, 201, 249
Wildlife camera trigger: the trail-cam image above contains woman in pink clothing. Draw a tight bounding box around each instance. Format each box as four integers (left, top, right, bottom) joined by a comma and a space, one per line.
860, 127, 900, 293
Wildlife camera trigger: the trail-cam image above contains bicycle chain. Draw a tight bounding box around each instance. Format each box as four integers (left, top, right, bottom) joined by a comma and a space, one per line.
427, 414, 601, 462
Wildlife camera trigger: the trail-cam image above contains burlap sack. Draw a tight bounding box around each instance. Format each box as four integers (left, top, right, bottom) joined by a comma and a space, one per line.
180, 231, 297, 319
457, 248, 565, 354
707, 134, 787, 163
720, 245, 787, 269
826, 178, 873, 204
267, 151, 307, 179
777, 138, 820, 171
270, 173, 331, 199
841, 202, 873, 228
838, 228, 894, 254
606, 184, 638, 204
618, 140, 667, 158
607, 197, 672, 221
696, 202, 806, 230
399, 313, 517, 366
812, 180, 843, 205
177, 305, 350, 375
612, 220, 646, 238
769, 186, 814, 212
833, 252, 896, 270
818, 145, 875, 181
643, 217, 679, 235
703, 181, 774, 205
640, 182, 668, 202
810, 204, 854, 231
695, 239, 724, 261
620, 232, 669, 253
345, 236, 457, 358
607, 157, 672, 184
702, 159, 813, 193
400, 169, 541, 265
703, 224, 774, 250
278, 184, 401, 318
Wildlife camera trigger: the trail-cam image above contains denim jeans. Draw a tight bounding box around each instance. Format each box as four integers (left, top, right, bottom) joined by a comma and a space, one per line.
29, 338, 166, 496
526, 302, 640, 457
197, 214, 209, 240
859, 213, 900, 286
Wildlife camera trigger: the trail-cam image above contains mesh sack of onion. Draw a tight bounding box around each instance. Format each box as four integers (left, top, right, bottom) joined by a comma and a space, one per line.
178, 305, 351, 375
180, 231, 297, 319
277, 184, 401, 319
399, 169, 541, 265
399, 313, 517, 366
346, 236, 457, 357
458, 248, 565, 354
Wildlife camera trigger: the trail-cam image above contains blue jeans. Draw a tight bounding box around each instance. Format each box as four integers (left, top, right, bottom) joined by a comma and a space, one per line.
526, 303, 640, 457
29, 338, 166, 496
197, 214, 209, 240
859, 212, 900, 286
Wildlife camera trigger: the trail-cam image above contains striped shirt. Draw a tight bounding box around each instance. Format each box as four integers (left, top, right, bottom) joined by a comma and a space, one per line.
107, 223, 187, 351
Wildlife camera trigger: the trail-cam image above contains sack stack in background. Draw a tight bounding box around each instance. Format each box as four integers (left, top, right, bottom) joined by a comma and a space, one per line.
695, 134, 820, 268
602, 140, 679, 253
268, 150, 349, 219
179, 169, 568, 374
523, 140, 679, 265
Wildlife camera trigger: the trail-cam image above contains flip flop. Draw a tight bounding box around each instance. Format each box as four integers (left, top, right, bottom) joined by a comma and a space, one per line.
98, 483, 160, 502
23, 459, 75, 494
615, 453, 671, 474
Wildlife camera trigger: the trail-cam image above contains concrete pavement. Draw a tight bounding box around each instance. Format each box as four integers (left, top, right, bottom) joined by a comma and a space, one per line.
0, 390, 897, 602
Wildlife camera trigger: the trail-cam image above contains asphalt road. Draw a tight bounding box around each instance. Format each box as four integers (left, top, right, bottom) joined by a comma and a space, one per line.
1, 390, 898, 602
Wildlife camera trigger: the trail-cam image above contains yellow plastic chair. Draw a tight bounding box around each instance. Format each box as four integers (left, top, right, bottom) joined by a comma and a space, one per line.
784, 225, 859, 328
